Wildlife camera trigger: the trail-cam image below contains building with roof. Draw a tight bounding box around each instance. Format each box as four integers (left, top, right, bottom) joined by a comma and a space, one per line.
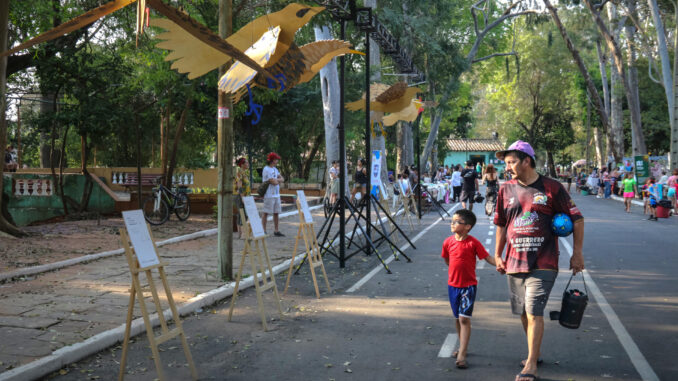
443, 138, 505, 172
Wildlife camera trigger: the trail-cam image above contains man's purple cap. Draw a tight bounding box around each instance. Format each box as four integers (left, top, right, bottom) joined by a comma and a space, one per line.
495, 140, 535, 161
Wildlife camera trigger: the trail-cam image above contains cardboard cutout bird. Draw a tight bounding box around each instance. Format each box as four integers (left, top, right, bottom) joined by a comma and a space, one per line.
382, 98, 425, 126
151, 3, 324, 80
346, 82, 422, 114
225, 39, 363, 103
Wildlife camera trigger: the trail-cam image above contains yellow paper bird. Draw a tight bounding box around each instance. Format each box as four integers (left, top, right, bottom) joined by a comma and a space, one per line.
226, 39, 362, 102
346, 82, 422, 114
382, 98, 424, 126
151, 3, 324, 80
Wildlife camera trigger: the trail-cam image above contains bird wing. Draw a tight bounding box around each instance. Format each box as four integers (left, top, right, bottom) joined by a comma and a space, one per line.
219, 27, 281, 94
375, 82, 408, 104
296, 40, 360, 84
374, 87, 422, 113
345, 83, 391, 111
227, 3, 324, 67
151, 18, 231, 79
382, 100, 420, 126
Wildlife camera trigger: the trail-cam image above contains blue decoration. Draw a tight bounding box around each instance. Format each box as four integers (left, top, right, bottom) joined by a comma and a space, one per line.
551, 212, 573, 237
245, 84, 263, 125
266, 73, 287, 92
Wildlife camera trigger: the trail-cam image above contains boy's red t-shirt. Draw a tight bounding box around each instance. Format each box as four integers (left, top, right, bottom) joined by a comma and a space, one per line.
440, 235, 489, 288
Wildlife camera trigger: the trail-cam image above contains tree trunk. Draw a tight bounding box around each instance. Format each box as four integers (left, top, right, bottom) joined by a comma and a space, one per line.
547, 150, 557, 177
161, 105, 170, 184
315, 25, 342, 187
421, 109, 442, 169
582, 0, 646, 155
595, 40, 613, 165
542, 0, 618, 161
646, 0, 674, 127
58, 124, 69, 216
166, 97, 193, 187
79, 132, 93, 213
607, 4, 626, 161
302, 133, 323, 180
625, 0, 643, 155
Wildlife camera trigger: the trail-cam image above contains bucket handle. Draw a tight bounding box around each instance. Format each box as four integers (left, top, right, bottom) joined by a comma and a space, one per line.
564, 271, 588, 295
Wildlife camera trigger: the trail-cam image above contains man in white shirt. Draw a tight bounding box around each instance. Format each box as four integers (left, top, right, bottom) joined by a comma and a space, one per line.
262, 152, 285, 236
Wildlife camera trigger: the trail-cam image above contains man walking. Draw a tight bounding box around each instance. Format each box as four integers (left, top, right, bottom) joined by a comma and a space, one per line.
493, 141, 585, 381
460, 160, 478, 210
262, 152, 285, 236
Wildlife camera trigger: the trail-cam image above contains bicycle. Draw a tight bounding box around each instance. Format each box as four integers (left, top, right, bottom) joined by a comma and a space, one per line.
485, 187, 498, 217
143, 178, 191, 225
322, 183, 333, 218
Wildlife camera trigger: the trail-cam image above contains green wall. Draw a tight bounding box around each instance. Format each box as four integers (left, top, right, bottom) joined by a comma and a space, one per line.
2, 173, 116, 226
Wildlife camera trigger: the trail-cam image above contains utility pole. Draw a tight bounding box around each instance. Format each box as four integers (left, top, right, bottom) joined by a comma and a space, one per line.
217, 0, 234, 280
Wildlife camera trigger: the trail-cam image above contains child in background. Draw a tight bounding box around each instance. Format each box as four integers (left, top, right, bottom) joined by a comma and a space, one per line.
441, 209, 496, 369
646, 177, 660, 221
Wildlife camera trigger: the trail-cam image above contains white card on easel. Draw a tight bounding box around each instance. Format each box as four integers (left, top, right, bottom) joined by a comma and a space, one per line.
380, 183, 389, 200
122, 210, 160, 268
296, 190, 313, 223
242, 196, 266, 238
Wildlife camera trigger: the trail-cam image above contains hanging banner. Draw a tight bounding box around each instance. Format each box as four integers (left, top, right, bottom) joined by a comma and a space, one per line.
370, 150, 382, 198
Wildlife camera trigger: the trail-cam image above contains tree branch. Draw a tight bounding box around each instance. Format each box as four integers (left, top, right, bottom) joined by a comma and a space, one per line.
472, 51, 517, 63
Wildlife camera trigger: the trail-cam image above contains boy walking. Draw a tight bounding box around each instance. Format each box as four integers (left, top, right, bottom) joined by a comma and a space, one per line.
441, 209, 496, 369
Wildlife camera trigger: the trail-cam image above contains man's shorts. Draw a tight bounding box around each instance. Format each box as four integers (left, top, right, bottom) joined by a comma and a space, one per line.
508, 270, 557, 316
460, 189, 474, 203
448, 285, 477, 318
263, 197, 282, 214
649, 198, 657, 207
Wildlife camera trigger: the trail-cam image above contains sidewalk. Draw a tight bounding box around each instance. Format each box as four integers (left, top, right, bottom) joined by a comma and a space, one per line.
0, 199, 432, 379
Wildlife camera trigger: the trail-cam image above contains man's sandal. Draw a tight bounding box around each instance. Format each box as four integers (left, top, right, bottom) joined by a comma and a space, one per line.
515, 373, 538, 381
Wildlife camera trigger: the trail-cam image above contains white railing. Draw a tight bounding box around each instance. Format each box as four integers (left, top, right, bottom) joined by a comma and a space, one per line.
13, 178, 53, 196
111, 172, 194, 186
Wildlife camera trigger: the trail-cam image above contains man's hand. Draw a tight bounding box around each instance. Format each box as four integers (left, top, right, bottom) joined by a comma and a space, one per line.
495, 255, 506, 274
570, 252, 585, 274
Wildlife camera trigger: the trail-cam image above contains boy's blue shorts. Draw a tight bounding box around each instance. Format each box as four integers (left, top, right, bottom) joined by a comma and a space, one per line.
448, 285, 477, 318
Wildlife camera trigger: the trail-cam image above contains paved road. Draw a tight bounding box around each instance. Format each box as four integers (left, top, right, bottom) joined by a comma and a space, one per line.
47, 190, 677, 380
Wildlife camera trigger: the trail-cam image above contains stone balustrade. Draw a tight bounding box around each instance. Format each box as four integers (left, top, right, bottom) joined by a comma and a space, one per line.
110, 172, 194, 186
13, 178, 53, 196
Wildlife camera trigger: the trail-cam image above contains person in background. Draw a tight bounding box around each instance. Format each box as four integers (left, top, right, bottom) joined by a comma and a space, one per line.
452, 164, 463, 202
667, 169, 678, 213
4, 145, 17, 172
234, 157, 251, 239
350, 158, 368, 204
564, 169, 573, 193
658, 170, 669, 197
329, 160, 339, 205
646, 177, 660, 221
619, 172, 637, 213
481, 164, 499, 197
460, 161, 479, 211
262, 152, 285, 236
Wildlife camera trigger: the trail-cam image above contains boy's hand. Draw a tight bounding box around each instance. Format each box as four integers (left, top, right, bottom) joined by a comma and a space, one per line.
570, 252, 585, 274
495, 255, 506, 274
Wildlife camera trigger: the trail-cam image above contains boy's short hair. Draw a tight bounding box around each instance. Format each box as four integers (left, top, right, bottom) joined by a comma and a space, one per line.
454, 209, 477, 229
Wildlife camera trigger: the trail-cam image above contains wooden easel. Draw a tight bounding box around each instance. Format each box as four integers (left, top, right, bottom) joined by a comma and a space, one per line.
228, 209, 283, 331
118, 226, 197, 381
397, 181, 418, 230
284, 199, 331, 298
379, 188, 399, 245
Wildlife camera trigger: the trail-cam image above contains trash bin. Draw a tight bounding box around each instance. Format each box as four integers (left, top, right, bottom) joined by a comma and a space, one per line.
657, 199, 672, 218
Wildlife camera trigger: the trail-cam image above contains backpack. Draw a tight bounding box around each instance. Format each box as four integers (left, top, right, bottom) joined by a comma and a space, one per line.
257, 182, 269, 197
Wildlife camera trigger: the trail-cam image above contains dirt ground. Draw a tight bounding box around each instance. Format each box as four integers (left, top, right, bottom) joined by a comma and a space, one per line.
0, 214, 217, 273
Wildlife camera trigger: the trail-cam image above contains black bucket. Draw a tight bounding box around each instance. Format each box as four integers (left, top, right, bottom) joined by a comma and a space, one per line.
558, 273, 588, 329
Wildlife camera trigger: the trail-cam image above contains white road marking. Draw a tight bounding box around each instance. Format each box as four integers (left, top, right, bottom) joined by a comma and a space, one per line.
559, 238, 659, 381
437, 333, 459, 358
476, 261, 485, 269
346, 204, 460, 293
485, 238, 492, 245
487, 230, 493, 235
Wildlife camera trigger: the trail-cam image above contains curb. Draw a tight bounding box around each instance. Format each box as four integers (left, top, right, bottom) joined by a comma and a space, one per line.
0, 205, 322, 283
610, 194, 645, 206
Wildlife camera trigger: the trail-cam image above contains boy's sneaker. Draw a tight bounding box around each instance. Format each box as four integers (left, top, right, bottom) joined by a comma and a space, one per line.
273, 231, 285, 237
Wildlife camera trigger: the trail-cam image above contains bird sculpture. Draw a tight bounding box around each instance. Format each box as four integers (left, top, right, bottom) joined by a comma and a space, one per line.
346, 82, 422, 114
152, 3, 324, 80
